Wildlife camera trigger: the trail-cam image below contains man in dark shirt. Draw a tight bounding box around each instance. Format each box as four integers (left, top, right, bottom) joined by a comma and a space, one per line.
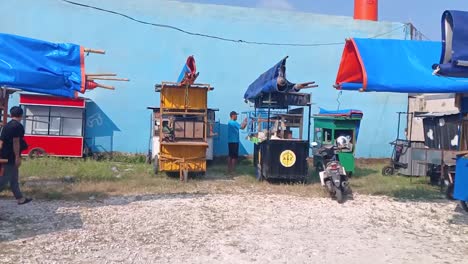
0, 106, 32, 205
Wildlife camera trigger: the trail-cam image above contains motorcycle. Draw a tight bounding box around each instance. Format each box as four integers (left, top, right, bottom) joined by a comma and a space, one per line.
382, 140, 410, 176
312, 143, 350, 203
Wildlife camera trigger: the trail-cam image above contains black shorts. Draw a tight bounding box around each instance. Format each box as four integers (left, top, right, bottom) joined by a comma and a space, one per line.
228, 143, 239, 158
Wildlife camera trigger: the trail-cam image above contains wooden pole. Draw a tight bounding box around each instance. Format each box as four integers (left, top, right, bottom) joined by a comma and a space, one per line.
95, 83, 115, 90
87, 77, 129, 81
83, 48, 106, 54
86, 73, 117, 77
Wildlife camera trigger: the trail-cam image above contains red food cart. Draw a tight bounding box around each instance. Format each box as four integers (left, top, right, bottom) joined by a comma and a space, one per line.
19, 94, 85, 158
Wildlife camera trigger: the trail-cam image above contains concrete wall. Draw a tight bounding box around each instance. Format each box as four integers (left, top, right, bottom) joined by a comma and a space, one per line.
0, 0, 410, 157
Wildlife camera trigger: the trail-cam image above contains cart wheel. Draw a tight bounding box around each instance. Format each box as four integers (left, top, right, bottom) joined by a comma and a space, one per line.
460, 201, 468, 213
183, 170, 189, 182
256, 165, 264, 182
382, 166, 395, 176
92, 152, 100, 161
166, 172, 179, 178
153, 155, 159, 175
190, 172, 205, 178
28, 148, 47, 159
146, 153, 152, 164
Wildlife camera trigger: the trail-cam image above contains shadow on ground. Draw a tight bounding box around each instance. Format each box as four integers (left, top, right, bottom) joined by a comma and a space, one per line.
0, 192, 208, 243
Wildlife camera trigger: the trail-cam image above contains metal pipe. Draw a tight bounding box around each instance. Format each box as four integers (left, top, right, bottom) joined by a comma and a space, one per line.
307, 104, 311, 144
267, 94, 271, 142
397, 112, 401, 140
354, 0, 378, 21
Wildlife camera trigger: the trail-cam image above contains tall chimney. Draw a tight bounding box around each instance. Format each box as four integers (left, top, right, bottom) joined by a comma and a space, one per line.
354, 0, 378, 21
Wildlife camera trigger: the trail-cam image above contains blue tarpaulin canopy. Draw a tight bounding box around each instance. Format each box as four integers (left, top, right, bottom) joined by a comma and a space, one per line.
335, 38, 468, 93
0, 33, 85, 98
317, 108, 363, 118
433, 10, 468, 77
315, 108, 363, 140
244, 56, 298, 102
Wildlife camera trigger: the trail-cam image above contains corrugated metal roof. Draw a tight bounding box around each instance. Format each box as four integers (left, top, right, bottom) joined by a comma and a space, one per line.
416, 111, 460, 117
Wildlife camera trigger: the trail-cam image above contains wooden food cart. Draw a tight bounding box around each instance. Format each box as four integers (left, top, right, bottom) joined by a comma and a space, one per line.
154, 82, 213, 181
148, 106, 218, 173
244, 57, 318, 182
249, 93, 312, 182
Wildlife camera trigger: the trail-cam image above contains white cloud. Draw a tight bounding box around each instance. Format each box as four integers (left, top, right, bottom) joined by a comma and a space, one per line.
256, 0, 294, 11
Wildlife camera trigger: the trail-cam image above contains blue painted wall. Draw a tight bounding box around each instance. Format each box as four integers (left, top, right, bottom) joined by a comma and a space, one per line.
0, 0, 410, 157
84, 100, 120, 154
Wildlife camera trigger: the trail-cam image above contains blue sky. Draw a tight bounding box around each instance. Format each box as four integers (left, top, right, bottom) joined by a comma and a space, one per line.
177, 0, 468, 40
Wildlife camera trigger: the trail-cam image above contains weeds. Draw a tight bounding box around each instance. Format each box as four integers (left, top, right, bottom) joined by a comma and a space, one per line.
0, 157, 444, 201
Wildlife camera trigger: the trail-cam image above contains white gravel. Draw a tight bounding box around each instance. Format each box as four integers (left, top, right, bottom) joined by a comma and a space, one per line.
1, 194, 467, 264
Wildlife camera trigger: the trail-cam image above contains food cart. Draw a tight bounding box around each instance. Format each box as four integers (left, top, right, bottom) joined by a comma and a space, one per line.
153, 82, 213, 181
20, 93, 86, 158
148, 106, 218, 173
244, 57, 317, 182
312, 109, 363, 175
0, 33, 125, 169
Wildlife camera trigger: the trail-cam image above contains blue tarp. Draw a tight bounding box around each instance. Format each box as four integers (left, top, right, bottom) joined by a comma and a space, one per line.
335, 38, 468, 93
315, 108, 363, 140
434, 10, 468, 78
317, 108, 363, 117
455, 157, 468, 201
0, 33, 83, 98
244, 56, 297, 102
177, 56, 198, 84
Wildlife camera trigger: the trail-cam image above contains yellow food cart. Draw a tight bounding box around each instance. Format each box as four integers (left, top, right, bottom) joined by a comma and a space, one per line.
153, 82, 213, 181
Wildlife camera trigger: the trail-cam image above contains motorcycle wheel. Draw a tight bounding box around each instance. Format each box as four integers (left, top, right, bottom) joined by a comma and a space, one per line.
382, 166, 394, 176
461, 201, 468, 213
335, 187, 344, 204
324, 181, 334, 198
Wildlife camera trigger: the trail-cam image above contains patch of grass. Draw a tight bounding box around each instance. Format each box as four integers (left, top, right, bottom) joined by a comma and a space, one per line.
350, 163, 443, 200
102, 152, 148, 164
20, 157, 149, 182
44, 191, 64, 200
0, 158, 444, 201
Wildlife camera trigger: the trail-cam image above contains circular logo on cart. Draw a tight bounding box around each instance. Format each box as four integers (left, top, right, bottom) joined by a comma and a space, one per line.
280, 150, 296, 168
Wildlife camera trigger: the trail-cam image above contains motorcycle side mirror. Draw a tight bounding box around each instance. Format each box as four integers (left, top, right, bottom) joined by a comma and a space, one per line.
311, 142, 318, 148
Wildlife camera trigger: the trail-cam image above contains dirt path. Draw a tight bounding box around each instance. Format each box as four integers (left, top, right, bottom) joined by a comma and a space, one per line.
1, 194, 467, 264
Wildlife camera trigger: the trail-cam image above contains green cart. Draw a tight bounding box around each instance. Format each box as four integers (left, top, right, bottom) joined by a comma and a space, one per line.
312, 110, 363, 176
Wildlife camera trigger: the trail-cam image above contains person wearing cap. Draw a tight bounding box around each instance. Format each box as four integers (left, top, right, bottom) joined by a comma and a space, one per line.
0, 106, 32, 205
227, 111, 247, 175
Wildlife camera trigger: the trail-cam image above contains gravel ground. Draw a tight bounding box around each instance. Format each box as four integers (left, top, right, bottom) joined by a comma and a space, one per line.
1, 194, 468, 264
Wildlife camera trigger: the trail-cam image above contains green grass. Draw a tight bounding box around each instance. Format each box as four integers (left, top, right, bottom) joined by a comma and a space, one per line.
350, 163, 443, 200
20, 157, 151, 182
0, 157, 444, 201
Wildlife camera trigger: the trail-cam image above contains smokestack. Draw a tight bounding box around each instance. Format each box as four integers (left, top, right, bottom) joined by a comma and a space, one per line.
354, 0, 378, 21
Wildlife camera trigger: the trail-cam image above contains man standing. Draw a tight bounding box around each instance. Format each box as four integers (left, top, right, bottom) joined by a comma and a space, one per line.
227, 111, 247, 175
0, 106, 32, 205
